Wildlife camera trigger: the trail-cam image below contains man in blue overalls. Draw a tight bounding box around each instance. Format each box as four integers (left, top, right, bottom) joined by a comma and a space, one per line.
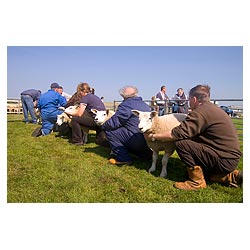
32, 82, 67, 137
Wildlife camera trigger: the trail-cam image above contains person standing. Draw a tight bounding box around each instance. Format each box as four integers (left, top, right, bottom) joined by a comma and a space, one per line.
156, 85, 169, 116
32, 82, 67, 137
20, 89, 41, 124
172, 87, 188, 114
101, 86, 152, 165
145, 84, 242, 190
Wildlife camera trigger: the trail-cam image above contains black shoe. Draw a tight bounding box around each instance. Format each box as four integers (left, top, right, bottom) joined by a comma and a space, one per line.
32, 127, 42, 137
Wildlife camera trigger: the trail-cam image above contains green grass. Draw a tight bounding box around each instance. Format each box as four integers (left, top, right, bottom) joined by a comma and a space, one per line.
7, 114, 243, 203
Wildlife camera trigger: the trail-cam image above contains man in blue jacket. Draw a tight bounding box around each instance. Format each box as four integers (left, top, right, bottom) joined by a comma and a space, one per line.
101, 86, 152, 165
20, 89, 41, 124
32, 82, 67, 137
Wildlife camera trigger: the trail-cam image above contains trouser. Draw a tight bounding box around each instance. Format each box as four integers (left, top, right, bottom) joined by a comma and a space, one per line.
172, 104, 187, 114
175, 139, 240, 176
105, 128, 152, 162
158, 107, 165, 116
21, 94, 37, 123
41, 110, 63, 135
71, 111, 98, 143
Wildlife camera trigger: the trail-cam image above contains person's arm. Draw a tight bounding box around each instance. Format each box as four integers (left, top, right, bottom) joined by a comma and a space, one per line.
58, 94, 67, 107
101, 103, 128, 131
144, 130, 175, 141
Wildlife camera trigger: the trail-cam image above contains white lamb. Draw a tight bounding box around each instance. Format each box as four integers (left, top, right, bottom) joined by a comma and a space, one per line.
56, 106, 79, 126
132, 110, 187, 178
91, 109, 115, 125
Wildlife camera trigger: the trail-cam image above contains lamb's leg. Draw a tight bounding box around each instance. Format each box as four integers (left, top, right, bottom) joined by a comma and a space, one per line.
82, 131, 88, 144
160, 153, 170, 178
84, 133, 88, 144
148, 150, 158, 173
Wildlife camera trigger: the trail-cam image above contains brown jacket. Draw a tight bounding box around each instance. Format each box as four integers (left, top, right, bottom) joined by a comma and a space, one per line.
172, 102, 242, 159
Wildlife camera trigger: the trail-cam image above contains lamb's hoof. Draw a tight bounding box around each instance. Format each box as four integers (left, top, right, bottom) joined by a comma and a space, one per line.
148, 168, 155, 174
160, 174, 167, 178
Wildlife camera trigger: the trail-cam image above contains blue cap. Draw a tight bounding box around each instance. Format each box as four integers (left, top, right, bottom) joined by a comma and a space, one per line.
50, 82, 60, 89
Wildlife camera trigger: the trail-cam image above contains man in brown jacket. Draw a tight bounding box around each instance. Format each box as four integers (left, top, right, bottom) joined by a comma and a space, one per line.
146, 84, 243, 190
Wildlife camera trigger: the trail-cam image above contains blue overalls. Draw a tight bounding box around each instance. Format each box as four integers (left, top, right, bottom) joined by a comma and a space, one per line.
38, 89, 67, 135
102, 96, 152, 163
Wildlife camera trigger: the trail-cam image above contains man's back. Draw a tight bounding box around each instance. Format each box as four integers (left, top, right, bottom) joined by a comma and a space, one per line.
38, 89, 66, 113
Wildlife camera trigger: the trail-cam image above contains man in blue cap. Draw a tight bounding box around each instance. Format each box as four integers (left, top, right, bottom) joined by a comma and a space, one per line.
32, 82, 67, 137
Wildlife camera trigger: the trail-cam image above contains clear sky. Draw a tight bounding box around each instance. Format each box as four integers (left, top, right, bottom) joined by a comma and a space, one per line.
7, 46, 243, 103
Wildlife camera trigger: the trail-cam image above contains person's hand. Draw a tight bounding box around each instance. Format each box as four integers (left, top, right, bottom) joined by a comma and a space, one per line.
144, 132, 155, 141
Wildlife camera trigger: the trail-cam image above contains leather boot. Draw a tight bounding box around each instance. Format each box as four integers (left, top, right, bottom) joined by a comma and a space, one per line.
209, 169, 243, 188
174, 165, 207, 190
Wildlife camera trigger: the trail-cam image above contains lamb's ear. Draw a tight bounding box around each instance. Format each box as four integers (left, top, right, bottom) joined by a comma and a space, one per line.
106, 109, 110, 115
91, 109, 98, 114
150, 111, 158, 118
131, 110, 140, 117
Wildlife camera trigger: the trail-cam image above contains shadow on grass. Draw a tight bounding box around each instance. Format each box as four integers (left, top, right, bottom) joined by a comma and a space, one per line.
83, 144, 111, 158
54, 126, 190, 183
132, 155, 188, 182
7, 120, 25, 123
83, 141, 188, 182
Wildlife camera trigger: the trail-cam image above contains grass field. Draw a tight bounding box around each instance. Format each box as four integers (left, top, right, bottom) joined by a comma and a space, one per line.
7, 114, 243, 203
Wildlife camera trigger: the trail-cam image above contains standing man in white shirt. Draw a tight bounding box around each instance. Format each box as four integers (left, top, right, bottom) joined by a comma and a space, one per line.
155, 85, 169, 116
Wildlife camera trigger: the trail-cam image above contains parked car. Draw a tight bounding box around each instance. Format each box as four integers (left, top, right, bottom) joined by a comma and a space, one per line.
220, 105, 234, 117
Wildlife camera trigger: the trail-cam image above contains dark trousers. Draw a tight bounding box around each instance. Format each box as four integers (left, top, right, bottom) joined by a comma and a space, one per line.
71, 111, 97, 143
175, 139, 239, 175
105, 128, 152, 162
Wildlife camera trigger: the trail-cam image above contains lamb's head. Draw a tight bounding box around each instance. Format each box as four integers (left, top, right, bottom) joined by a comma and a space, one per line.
56, 105, 78, 125
131, 110, 158, 133
64, 105, 79, 116
56, 113, 68, 126
91, 109, 114, 126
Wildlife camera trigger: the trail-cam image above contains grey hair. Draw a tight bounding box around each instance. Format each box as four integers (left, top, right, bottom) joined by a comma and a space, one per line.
119, 86, 138, 99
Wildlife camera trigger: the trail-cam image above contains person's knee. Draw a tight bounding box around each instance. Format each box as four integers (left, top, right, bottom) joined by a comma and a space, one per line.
71, 117, 78, 127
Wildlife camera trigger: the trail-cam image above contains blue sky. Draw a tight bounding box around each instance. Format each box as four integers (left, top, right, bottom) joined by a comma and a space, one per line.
7, 46, 243, 103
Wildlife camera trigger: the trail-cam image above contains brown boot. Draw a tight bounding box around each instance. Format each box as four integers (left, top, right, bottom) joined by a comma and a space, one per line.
174, 165, 207, 190
209, 170, 243, 188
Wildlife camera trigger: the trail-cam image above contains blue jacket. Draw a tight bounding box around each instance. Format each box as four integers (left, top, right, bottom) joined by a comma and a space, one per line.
102, 96, 150, 134
38, 89, 67, 115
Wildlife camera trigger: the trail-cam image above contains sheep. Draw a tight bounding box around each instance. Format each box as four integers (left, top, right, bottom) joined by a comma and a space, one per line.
56, 105, 79, 126
91, 109, 115, 148
91, 109, 115, 125
56, 105, 89, 144
34, 107, 41, 123
131, 110, 187, 178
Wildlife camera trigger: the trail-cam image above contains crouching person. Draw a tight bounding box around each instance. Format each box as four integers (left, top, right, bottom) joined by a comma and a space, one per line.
66, 82, 106, 146
32, 82, 67, 137
146, 84, 242, 190
101, 86, 152, 165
